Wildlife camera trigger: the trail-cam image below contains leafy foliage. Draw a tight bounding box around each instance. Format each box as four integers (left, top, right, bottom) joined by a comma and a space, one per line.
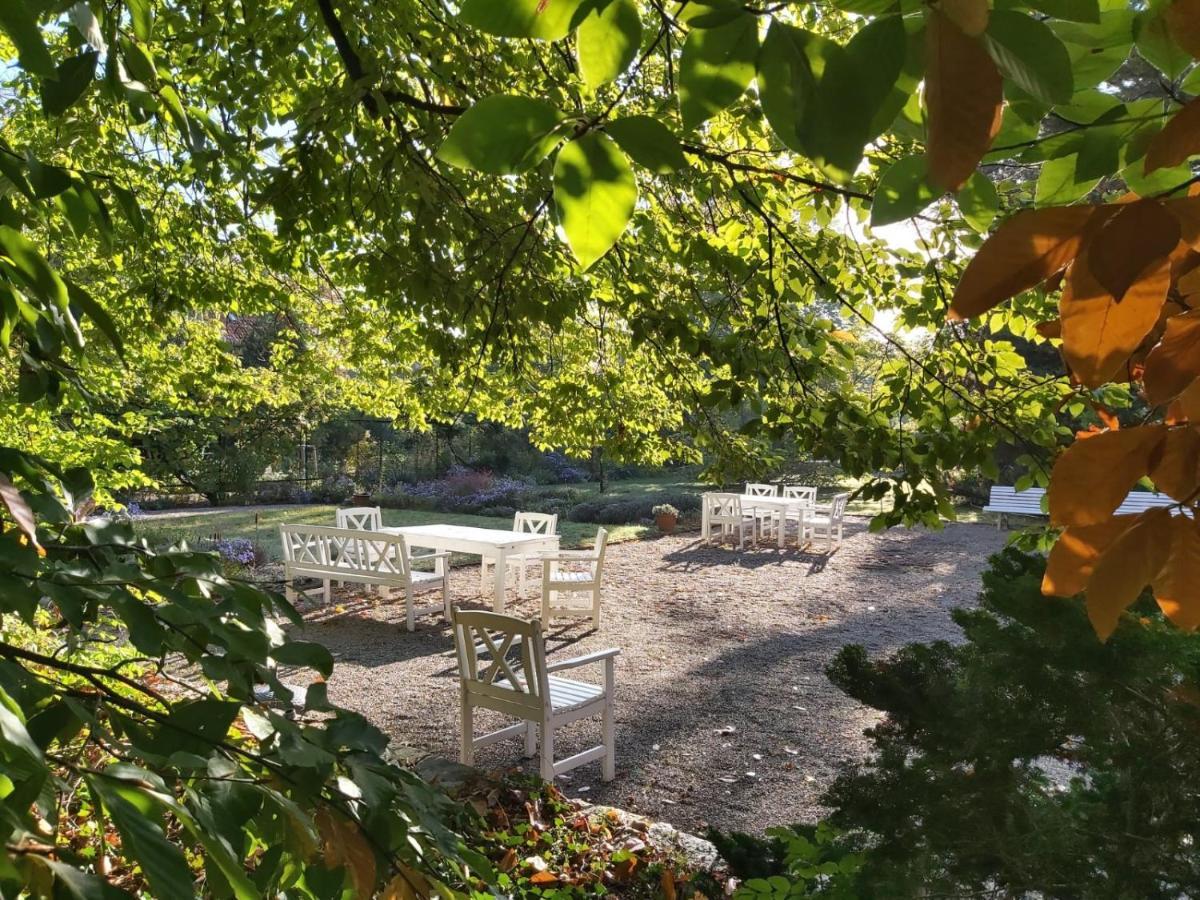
823, 548, 1200, 897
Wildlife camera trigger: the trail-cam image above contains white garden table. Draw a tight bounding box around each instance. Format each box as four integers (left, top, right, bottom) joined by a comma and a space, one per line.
382, 524, 560, 613
700, 493, 812, 548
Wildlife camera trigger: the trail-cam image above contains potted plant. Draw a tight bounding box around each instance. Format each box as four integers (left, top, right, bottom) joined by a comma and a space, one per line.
351, 483, 371, 505
653, 503, 680, 534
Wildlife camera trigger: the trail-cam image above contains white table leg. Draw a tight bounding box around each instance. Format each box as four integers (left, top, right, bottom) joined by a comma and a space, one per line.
777, 510, 786, 549
493, 549, 507, 613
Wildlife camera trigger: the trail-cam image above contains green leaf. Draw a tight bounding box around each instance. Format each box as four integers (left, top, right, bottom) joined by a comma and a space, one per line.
604, 115, 687, 173
38, 859, 128, 900
871, 155, 938, 227
1134, 10, 1192, 81
436, 95, 565, 175
553, 132, 637, 270
679, 12, 759, 130
66, 280, 124, 354
985, 11, 1074, 106
272, 640, 334, 678
40, 50, 99, 117
1053, 11, 1135, 90
0, 226, 69, 309
0, 0, 54, 77
0, 685, 46, 779
26, 157, 73, 198
577, 0, 641, 89
756, 20, 821, 154
460, 0, 587, 40
88, 776, 197, 898
957, 172, 999, 232
127, 0, 153, 40
1035, 153, 1100, 204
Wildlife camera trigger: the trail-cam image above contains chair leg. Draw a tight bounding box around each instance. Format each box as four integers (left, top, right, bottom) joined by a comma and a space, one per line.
441, 581, 451, 622
540, 724, 555, 781
405, 586, 415, 632
524, 721, 537, 758
592, 586, 601, 629
519, 561, 527, 598
541, 586, 551, 627
602, 661, 615, 782
460, 692, 474, 766
322, 580, 331, 603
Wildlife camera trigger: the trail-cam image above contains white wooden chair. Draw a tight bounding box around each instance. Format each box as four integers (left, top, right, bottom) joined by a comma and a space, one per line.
781, 485, 818, 543
745, 483, 777, 497
806, 492, 850, 551
706, 493, 757, 549
540, 528, 607, 628
335, 506, 383, 531
480, 511, 558, 599
452, 609, 619, 782
279, 525, 450, 630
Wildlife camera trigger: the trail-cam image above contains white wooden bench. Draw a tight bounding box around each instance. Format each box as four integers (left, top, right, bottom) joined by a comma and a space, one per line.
983, 485, 1180, 528
280, 525, 449, 631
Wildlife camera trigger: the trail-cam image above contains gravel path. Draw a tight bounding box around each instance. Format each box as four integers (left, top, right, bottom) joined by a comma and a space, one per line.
292, 519, 1005, 834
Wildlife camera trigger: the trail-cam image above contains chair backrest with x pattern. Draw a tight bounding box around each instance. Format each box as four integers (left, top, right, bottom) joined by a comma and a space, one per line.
336, 506, 383, 531
280, 526, 328, 566
782, 485, 817, 505
707, 492, 746, 525
325, 528, 410, 577
745, 483, 777, 497
829, 492, 850, 520
452, 610, 548, 717
514, 511, 558, 536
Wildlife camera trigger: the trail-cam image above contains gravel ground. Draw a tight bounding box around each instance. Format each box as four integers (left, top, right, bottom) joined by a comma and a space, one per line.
291, 519, 1005, 834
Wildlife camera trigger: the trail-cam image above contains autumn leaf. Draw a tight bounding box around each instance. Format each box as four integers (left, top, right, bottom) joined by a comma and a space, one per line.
1060, 248, 1171, 388
529, 871, 559, 885
1164, 0, 1200, 58
925, 8, 1003, 192
939, 0, 989, 36
1087, 507, 1173, 640
662, 867, 678, 900
1085, 199, 1181, 302
316, 809, 377, 900
1145, 97, 1200, 175
949, 206, 1100, 320
1178, 378, 1200, 422
1148, 426, 1200, 500
1047, 424, 1166, 526
0, 473, 38, 548
1043, 515, 1141, 597
1166, 194, 1200, 251
1153, 515, 1200, 631
1035, 318, 1062, 339
1144, 310, 1200, 404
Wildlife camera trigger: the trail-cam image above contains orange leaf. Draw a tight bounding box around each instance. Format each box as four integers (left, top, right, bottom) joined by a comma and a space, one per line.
1165, 195, 1200, 251
316, 809, 377, 900
1165, 0, 1200, 58
1047, 425, 1167, 526
1085, 199, 1181, 301
1086, 507, 1173, 640
1042, 515, 1141, 597
1148, 426, 1200, 500
1035, 318, 1062, 339
0, 474, 38, 549
1179, 378, 1200, 422
1144, 309, 1200, 404
662, 867, 679, 900
1153, 515, 1200, 630
1146, 97, 1200, 175
949, 206, 1100, 320
529, 871, 559, 885
1060, 249, 1171, 388
924, 8, 1003, 192
939, 0, 989, 35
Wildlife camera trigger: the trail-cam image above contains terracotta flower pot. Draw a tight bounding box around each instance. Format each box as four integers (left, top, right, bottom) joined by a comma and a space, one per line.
655, 513, 678, 534
351, 492, 370, 505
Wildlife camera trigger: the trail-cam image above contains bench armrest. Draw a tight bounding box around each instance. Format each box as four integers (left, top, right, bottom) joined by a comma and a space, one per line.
540, 551, 598, 562
545, 648, 621, 673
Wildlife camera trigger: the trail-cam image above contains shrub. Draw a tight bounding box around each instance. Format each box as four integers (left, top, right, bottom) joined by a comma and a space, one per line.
818, 547, 1200, 897
652, 503, 680, 517
568, 491, 701, 525
309, 473, 355, 503
199, 536, 267, 570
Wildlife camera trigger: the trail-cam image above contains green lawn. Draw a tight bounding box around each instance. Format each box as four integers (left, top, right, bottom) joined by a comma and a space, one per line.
135, 504, 648, 563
